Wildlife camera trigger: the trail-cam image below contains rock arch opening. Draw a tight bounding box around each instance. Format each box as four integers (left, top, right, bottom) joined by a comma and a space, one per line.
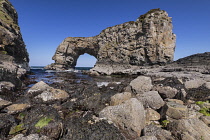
75, 53, 97, 67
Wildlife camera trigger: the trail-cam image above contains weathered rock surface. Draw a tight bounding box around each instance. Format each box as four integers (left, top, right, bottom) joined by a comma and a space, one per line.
0, 0, 29, 89
129, 76, 153, 94
153, 85, 178, 99
110, 92, 132, 106
136, 91, 165, 110
184, 79, 206, 89
160, 101, 188, 120
145, 108, 160, 125
99, 98, 145, 139
5, 103, 31, 114
143, 124, 175, 140
46, 8, 176, 74
167, 118, 210, 140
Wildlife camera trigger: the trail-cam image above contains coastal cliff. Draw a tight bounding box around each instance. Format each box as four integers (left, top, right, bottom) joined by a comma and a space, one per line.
0, 0, 29, 88
46, 9, 176, 74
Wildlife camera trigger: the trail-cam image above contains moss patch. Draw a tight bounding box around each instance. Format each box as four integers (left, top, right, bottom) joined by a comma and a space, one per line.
0, 50, 7, 54
161, 120, 170, 127
35, 117, 53, 129
9, 124, 25, 135
199, 107, 210, 116
196, 101, 205, 105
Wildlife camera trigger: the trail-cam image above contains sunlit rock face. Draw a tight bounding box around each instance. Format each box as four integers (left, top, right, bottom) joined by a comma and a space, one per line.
0, 0, 29, 88
46, 9, 176, 73
0, 0, 29, 69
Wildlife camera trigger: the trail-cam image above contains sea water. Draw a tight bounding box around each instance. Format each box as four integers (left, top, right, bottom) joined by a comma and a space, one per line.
29, 66, 93, 87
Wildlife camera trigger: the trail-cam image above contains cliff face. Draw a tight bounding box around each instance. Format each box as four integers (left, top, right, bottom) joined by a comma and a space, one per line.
0, 0, 29, 68
0, 0, 29, 87
46, 9, 176, 74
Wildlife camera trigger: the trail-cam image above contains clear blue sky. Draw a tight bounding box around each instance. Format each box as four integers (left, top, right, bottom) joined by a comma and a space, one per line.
10, 0, 210, 67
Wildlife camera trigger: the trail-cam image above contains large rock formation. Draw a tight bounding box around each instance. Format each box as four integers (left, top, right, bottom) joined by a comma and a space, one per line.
46, 8, 176, 74
0, 0, 29, 88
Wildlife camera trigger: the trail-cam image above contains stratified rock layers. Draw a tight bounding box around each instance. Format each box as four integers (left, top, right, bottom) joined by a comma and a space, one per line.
47, 9, 176, 73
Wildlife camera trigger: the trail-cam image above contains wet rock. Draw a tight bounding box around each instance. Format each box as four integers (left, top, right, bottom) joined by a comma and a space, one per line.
20, 105, 62, 139
10, 134, 50, 140
136, 91, 165, 110
35, 88, 69, 102
27, 81, 51, 94
167, 118, 210, 140
27, 81, 69, 102
62, 111, 125, 140
153, 85, 178, 99
110, 92, 132, 106
130, 76, 153, 94
6, 104, 31, 114
99, 98, 145, 139
160, 101, 188, 120
186, 86, 210, 101
146, 108, 160, 125
0, 114, 16, 139
142, 124, 175, 140
184, 79, 206, 89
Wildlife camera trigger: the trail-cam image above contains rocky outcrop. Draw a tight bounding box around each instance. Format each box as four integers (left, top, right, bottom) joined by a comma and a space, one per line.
0, 0, 29, 89
0, 0, 29, 67
46, 8, 176, 74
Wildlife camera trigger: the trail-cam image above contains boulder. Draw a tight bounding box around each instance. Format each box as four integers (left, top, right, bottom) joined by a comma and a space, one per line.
167, 118, 210, 140
153, 85, 178, 99
136, 91, 165, 110
27, 81, 69, 102
99, 98, 145, 139
160, 101, 188, 120
27, 81, 51, 94
130, 76, 153, 94
110, 92, 132, 106
6, 104, 31, 114
184, 79, 206, 89
142, 124, 175, 140
145, 108, 160, 125
35, 88, 69, 102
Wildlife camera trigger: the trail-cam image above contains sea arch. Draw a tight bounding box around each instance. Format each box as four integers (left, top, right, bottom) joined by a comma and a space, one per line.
51, 37, 99, 69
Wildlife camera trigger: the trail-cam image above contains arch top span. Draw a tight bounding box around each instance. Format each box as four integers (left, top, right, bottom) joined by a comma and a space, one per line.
49, 37, 99, 69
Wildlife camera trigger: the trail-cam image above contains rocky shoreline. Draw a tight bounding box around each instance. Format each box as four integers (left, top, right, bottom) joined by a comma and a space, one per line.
1, 61, 210, 139
0, 0, 210, 139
